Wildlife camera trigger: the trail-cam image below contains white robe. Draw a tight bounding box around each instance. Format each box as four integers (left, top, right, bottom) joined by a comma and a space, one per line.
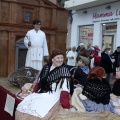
66, 51, 77, 66
24, 29, 49, 70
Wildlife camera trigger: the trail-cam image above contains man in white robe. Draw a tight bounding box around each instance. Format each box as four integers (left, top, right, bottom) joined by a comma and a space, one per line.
66, 46, 77, 69
24, 19, 49, 70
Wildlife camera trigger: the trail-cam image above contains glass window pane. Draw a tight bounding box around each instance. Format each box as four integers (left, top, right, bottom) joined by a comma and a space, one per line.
79, 25, 94, 47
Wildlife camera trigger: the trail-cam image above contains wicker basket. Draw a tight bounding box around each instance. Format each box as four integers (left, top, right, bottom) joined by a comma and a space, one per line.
8, 67, 39, 88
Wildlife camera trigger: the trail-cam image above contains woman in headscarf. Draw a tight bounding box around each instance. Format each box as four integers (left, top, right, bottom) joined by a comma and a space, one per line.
15, 49, 73, 120
71, 66, 115, 113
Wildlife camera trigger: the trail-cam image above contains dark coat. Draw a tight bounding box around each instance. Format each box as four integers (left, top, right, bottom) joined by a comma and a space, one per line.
76, 46, 80, 52
101, 52, 115, 74
78, 48, 88, 57
74, 67, 87, 86
111, 50, 120, 67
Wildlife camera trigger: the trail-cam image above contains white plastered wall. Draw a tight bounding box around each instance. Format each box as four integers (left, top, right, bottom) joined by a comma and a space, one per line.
69, 1, 120, 51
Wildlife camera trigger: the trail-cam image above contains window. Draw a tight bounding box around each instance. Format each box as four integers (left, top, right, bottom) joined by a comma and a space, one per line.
24, 11, 31, 22
79, 25, 94, 47
102, 22, 117, 52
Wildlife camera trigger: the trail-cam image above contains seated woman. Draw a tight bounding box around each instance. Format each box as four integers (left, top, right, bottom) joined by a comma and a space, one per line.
15, 49, 73, 120
110, 71, 120, 115
71, 66, 115, 113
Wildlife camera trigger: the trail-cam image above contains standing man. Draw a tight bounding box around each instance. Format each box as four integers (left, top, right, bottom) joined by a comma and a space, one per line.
66, 46, 77, 70
24, 19, 49, 70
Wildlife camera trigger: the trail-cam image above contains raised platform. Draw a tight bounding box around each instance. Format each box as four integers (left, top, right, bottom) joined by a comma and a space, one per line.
0, 78, 119, 120
0, 77, 20, 120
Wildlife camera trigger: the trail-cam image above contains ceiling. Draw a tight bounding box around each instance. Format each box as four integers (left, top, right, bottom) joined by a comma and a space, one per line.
64, 0, 120, 10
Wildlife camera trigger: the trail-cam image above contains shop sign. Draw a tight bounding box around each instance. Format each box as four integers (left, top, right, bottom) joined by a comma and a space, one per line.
92, 9, 120, 23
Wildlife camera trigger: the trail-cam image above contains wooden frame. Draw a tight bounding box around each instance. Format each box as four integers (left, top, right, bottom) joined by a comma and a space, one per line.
0, 0, 68, 77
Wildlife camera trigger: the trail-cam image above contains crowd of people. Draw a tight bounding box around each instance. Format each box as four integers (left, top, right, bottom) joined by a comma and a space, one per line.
15, 19, 120, 120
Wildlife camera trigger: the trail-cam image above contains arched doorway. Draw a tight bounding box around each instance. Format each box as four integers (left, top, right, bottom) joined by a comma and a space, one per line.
16, 38, 27, 70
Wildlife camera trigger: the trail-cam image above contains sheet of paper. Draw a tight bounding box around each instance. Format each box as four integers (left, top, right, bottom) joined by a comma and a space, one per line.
4, 94, 15, 116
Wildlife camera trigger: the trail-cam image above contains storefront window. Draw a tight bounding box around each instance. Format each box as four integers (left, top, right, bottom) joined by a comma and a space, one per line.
102, 22, 117, 52
79, 25, 94, 47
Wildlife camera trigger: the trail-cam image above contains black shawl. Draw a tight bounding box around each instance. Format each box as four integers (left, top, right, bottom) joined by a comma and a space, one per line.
36, 63, 73, 95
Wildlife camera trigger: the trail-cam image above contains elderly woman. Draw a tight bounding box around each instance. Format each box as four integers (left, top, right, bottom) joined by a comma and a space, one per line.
15, 49, 73, 120
71, 66, 115, 113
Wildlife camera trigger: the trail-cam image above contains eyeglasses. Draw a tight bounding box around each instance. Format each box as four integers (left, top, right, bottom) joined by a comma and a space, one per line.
34, 23, 41, 25
35, 24, 41, 25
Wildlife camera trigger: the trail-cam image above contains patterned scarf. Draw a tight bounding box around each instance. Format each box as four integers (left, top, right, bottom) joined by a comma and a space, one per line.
36, 63, 73, 94
79, 66, 89, 74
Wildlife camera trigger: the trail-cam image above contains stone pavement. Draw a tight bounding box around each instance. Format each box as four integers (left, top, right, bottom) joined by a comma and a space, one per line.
0, 77, 20, 94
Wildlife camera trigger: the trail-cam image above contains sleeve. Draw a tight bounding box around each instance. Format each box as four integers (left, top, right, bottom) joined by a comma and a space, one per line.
111, 51, 116, 58
60, 78, 71, 109
74, 68, 81, 79
32, 71, 41, 92
43, 33, 49, 56
24, 31, 29, 48
32, 82, 39, 92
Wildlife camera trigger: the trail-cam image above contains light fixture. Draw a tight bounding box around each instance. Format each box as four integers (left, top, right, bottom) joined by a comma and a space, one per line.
103, 24, 106, 26
106, 5, 111, 10
72, 10, 77, 14
83, 10, 87, 14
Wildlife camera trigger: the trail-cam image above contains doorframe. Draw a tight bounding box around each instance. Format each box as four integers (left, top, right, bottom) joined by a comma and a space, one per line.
16, 38, 27, 70
102, 33, 116, 52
